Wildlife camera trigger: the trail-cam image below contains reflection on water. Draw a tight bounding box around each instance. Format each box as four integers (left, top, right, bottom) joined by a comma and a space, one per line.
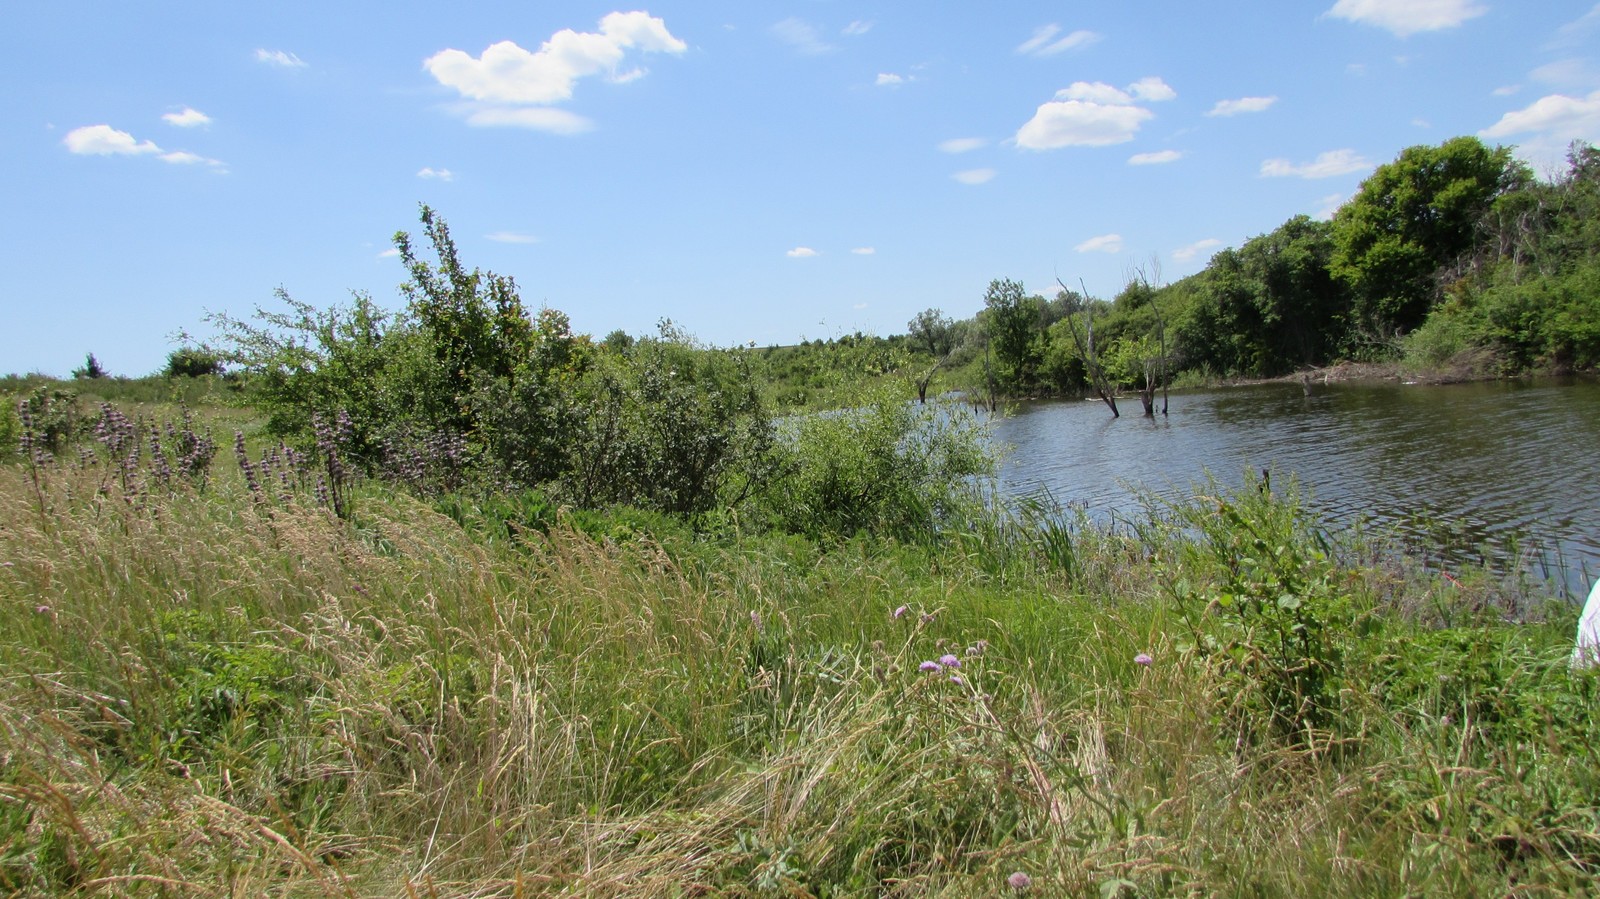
989, 378, 1600, 597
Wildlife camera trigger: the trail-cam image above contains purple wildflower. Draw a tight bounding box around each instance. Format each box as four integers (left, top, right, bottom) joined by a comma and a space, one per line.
1007, 870, 1032, 891
1134, 652, 1153, 667
938, 653, 961, 669
967, 640, 988, 656
750, 610, 762, 630
949, 675, 963, 685
893, 605, 909, 619
919, 660, 941, 673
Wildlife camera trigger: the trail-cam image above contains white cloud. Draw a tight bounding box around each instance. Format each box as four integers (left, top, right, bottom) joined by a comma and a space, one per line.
843, 20, 873, 37
486, 231, 540, 244
771, 18, 833, 55
158, 150, 223, 167
853, 302, 868, 309
1260, 149, 1372, 178
1207, 96, 1277, 117
1017, 78, 1173, 150
162, 107, 211, 128
876, 73, 905, 87
1324, 0, 1487, 37
938, 137, 986, 154
63, 124, 161, 156
464, 106, 595, 134
1127, 77, 1176, 102
1017, 100, 1153, 149
255, 48, 306, 68
1075, 233, 1123, 253
1480, 90, 1600, 142
63, 124, 224, 170
1314, 193, 1347, 220
851, 247, 875, 255
952, 168, 996, 184
378, 248, 401, 259
1553, 4, 1600, 46
1129, 149, 1182, 165
1492, 85, 1520, 97
1172, 238, 1222, 262
787, 247, 819, 258
428, 12, 684, 105
1017, 24, 1101, 56
417, 167, 454, 180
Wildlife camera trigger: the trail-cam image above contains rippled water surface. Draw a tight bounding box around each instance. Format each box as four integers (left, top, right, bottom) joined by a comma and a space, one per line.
989, 378, 1600, 596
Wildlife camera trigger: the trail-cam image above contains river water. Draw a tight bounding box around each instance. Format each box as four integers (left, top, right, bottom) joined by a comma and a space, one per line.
988, 378, 1600, 598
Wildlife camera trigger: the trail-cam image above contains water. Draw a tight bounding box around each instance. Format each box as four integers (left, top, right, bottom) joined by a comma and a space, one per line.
989, 378, 1600, 598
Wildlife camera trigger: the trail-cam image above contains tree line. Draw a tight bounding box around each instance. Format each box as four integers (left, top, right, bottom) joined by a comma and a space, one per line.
908, 136, 1600, 406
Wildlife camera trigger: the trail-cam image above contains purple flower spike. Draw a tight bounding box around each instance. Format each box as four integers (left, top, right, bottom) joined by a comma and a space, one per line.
893, 605, 909, 619
1134, 652, 1153, 667
919, 660, 941, 672
938, 653, 961, 668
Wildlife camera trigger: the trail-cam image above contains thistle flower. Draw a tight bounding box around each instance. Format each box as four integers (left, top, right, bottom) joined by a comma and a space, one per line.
919, 660, 941, 673
938, 653, 961, 668
893, 604, 909, 619
1007, 871, 1032, 891
1134, 652, 1153, 667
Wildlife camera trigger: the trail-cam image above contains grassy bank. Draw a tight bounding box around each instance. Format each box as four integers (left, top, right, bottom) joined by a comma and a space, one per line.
2, 398, 1596, 897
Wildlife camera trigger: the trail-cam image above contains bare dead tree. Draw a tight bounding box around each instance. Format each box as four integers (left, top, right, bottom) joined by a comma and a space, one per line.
1057, 278, 1119, 418
1129, 257, 1170, 417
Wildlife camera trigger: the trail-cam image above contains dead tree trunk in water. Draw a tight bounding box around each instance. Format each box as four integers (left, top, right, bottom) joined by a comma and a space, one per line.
1058, 278, 1118, 418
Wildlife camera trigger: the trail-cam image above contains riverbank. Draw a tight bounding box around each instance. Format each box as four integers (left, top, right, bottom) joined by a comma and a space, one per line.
3, 401, 1597, 894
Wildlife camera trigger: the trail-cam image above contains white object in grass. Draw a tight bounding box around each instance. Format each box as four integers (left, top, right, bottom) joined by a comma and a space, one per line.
1575, 579, 1600, 668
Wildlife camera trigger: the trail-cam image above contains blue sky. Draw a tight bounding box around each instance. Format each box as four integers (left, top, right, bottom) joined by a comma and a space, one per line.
5, 1, 1599, 377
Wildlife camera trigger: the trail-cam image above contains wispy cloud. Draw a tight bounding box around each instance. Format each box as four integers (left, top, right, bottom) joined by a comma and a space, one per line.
1172, 238, 1222, 261
427, 11, 685, 135
850, 247, 876, 255
876, 73, 906, 87
843, 20, 873, 37
378, 248, 401, 259
1129, 149, 1182, 165
1315, 193, 1347, 220
1259, 148, 1372, 178
1324, 0, 1487, 37
62, 124, 225, 169
1016, 24, 1101, 57
255, 48, 306, 68
772, 18, 833, 55
787, 246, 819, 258
486, 231, 540, 244
1016, 78, 1174, 150
162, 107, 211, 128
952, 168, 996, 185
1207, 96, 1277, 117
417, 167, 454, 180
1481, 89, 1600, 141
938, 137, 987, 154
1075, 233, 1123, 253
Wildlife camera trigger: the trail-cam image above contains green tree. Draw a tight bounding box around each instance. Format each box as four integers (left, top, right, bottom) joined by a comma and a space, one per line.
982, 279, 1045, 391
71, 353, 107, 380
1331, 136, 1527, 337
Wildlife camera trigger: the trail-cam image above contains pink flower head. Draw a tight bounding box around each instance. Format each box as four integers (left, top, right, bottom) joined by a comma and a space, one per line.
893, 605, 910, 619
949, 674, 964, 685
938, 653, 961, 668
1134, 652, 1153, 667
1007, 871, 1032, 890
919, 660, 941, 672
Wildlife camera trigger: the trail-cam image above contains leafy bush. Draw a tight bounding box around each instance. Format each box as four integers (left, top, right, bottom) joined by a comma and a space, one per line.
761, 387, 993, 540
163, 347, 225, 378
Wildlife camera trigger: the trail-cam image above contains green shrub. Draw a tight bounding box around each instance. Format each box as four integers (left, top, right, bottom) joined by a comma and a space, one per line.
761, 386, 993, 540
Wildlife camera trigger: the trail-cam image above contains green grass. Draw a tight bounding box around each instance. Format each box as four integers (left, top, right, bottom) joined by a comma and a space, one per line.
1, 401, 1596, 896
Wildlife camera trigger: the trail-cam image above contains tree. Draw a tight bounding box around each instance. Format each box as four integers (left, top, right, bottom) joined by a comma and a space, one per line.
72, 353, 107, 380
165, 347, 225, 378
983, 279, 1046, 392
907, 308, 956, 403
1331, 136, 1527, 337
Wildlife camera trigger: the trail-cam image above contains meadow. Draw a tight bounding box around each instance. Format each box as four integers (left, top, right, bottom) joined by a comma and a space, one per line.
1, 383, 1595, 897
